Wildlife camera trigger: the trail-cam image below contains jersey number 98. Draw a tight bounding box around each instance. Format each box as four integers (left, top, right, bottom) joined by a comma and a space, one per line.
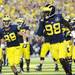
4, 32, 16, 42
45, 23, 61, 36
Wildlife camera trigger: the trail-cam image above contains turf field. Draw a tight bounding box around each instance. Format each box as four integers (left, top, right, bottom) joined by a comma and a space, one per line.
2, 57, 75, 75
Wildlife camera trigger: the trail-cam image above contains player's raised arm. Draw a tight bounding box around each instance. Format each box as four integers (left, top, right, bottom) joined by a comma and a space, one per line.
35, 19, 45, 43
15, 18, 31, 72
36, 19, 45, 36
61, 14, 72, 31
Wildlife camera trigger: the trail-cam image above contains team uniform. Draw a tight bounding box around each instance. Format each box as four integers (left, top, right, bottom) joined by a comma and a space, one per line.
15, 17, 31, 72
17, 23, 31, 72
0, 45, 3, 60
18, 24, 30, 60
36, 10, 72, 74
70, 19, 75, 60
0, 25, 21, 66
63, 28, 72, 58
0, 29, 3, 60
37, 14, 69, 60
0, 28, 3, 60
0, 48, 2, 60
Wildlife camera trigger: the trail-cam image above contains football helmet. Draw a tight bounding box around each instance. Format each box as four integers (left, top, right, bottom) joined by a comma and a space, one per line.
2, 15, 11, 28
41, 4, 55, 18
15, 18, 24, 26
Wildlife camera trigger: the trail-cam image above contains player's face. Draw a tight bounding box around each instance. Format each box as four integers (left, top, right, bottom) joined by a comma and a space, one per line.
3, 21, 10, 28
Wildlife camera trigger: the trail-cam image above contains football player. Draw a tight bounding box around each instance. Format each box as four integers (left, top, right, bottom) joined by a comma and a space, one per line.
36, 4, 72, 75
62, 16, 73, 72
69, 18, 75, 75
0, 33, 4, 75
0, 15, 24, 75
62, 26, 72, 73
70, 18, 75, 62
15, 18, 30, 72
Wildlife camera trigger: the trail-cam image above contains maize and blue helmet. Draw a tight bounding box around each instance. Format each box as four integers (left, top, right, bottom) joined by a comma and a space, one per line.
2, 15, 11, 28
15, 18, 24, 26
41, 4, 55, 18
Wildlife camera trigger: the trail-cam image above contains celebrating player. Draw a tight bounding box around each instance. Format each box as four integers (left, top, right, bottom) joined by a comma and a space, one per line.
0, 33, 3, 75
36, 4, 72, 75
0, 15, 25, 75
70, 18, 75, 62
15, 18, 31, 72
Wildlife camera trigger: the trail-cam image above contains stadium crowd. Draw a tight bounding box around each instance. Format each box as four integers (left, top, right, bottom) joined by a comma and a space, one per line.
0, 0, 75, 75
0, 0, 75, 29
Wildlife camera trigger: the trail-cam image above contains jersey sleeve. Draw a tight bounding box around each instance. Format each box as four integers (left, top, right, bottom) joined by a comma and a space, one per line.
60, 14, 72, 30
36, 19, 45, 36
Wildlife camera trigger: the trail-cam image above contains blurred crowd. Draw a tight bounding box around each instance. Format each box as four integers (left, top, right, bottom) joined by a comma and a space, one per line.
0, 0, 75, 30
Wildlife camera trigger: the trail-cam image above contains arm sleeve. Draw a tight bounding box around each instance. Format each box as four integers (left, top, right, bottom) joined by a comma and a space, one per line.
36, 20, 45, 36
61, 15, 72, 31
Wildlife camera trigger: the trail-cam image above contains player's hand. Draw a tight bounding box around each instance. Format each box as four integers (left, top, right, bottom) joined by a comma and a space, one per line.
35, 35, 44, 43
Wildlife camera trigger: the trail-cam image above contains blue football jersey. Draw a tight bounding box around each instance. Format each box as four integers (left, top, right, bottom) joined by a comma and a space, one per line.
36, 14, 70, 44
63, 30, 71, 41
18, 24, 30, 43
0, 25, 20, 47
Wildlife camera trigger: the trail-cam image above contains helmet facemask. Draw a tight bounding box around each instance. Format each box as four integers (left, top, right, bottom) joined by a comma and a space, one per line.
2, 16, 11, 28
15, 18, 24, 26
3, 20, 11, 28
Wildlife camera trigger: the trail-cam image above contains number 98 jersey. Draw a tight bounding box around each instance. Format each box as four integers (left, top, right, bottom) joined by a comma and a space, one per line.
0, 25, 20, 47
37, 14, 68, 44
